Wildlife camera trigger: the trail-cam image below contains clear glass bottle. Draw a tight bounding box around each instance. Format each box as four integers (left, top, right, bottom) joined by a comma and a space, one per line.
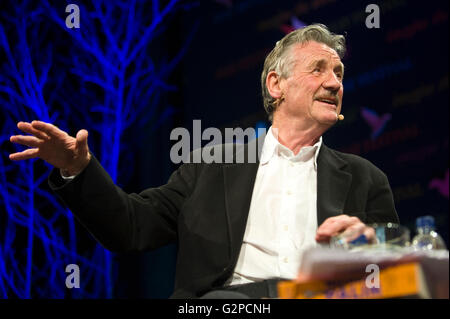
411, 216, 447, 250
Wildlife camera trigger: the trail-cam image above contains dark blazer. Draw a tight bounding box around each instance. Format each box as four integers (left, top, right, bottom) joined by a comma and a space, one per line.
49, 138, 399, 298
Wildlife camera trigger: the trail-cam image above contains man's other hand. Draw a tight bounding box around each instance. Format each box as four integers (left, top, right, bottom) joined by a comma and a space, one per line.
315, 214, 376, 244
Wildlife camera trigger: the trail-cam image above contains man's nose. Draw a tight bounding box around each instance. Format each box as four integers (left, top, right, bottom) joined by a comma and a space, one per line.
322, 72, 342, 92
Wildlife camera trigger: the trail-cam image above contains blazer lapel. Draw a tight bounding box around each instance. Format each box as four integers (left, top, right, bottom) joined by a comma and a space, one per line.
316, 145, 353, 226
222, 138, 262, 264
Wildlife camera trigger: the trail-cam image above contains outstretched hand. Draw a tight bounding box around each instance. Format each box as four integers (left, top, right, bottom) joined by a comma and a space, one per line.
9, 121, 91, 176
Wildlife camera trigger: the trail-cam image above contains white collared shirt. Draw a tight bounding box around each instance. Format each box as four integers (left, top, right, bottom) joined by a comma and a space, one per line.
228, 127, 322, 285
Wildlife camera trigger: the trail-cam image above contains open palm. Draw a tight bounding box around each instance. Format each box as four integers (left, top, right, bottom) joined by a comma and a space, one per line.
9, 121, 91, 176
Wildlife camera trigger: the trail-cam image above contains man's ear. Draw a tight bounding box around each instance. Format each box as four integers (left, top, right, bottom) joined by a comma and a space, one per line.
266, 71, 283, 99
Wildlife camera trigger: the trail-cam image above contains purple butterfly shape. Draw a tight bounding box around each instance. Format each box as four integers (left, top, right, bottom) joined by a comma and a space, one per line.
429, 169, 449, 198
280, 17, 307, 34
360, 107, 392, 139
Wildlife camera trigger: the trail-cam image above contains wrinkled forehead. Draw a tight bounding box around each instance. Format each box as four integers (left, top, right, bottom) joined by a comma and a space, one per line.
289, 41, 343, 68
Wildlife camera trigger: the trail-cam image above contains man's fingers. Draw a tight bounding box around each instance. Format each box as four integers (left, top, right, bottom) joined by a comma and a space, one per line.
9, 148, 39, 161
30, 120, 65, 139
331, 225, 377, 247
17, 121, 49, 140
316, 214, 378, 245
339, 223, 366, 243
316, 215, 361, 242
10, 135, 41, 148
363, 227, 377, 244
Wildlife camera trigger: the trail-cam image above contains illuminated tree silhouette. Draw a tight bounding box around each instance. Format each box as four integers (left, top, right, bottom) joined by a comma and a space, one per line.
0, 0, 197, 298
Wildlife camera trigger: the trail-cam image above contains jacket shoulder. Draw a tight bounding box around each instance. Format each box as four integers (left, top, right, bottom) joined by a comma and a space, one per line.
326, 147, 387, 177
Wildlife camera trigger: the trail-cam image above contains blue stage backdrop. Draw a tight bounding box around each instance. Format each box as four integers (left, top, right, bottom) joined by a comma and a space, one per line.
0, 0, 448, 298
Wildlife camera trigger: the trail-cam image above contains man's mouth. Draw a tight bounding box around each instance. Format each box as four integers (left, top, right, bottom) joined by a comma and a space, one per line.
315, 97, 338, 106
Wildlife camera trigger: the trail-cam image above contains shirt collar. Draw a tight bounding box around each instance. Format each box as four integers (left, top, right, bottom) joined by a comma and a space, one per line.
260, 126, 322, 168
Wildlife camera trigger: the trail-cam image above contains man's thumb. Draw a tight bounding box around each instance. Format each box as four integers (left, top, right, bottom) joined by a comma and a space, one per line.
76, 129, 89, 154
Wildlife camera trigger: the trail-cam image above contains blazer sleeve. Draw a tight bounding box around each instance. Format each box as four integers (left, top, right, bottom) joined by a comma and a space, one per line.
48, 155, 197, 252
364, 167, 399, 224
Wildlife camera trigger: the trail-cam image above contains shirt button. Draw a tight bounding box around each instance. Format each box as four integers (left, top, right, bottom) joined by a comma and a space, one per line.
286, 190, 292, 195
284, 225, 289, 231
283, 257, 288, 263
289, 162, 294, 167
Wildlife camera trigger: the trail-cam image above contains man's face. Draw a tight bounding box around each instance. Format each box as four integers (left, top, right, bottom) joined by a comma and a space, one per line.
278, 41, 344, 126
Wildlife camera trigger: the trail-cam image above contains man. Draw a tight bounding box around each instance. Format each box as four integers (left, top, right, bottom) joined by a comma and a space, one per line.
9, 24, 399, 298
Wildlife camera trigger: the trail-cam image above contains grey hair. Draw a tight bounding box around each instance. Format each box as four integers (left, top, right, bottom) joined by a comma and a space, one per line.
261, 23, 346, 122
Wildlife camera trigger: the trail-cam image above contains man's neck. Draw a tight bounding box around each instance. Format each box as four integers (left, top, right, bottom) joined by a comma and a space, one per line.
271, 116, 327, 155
